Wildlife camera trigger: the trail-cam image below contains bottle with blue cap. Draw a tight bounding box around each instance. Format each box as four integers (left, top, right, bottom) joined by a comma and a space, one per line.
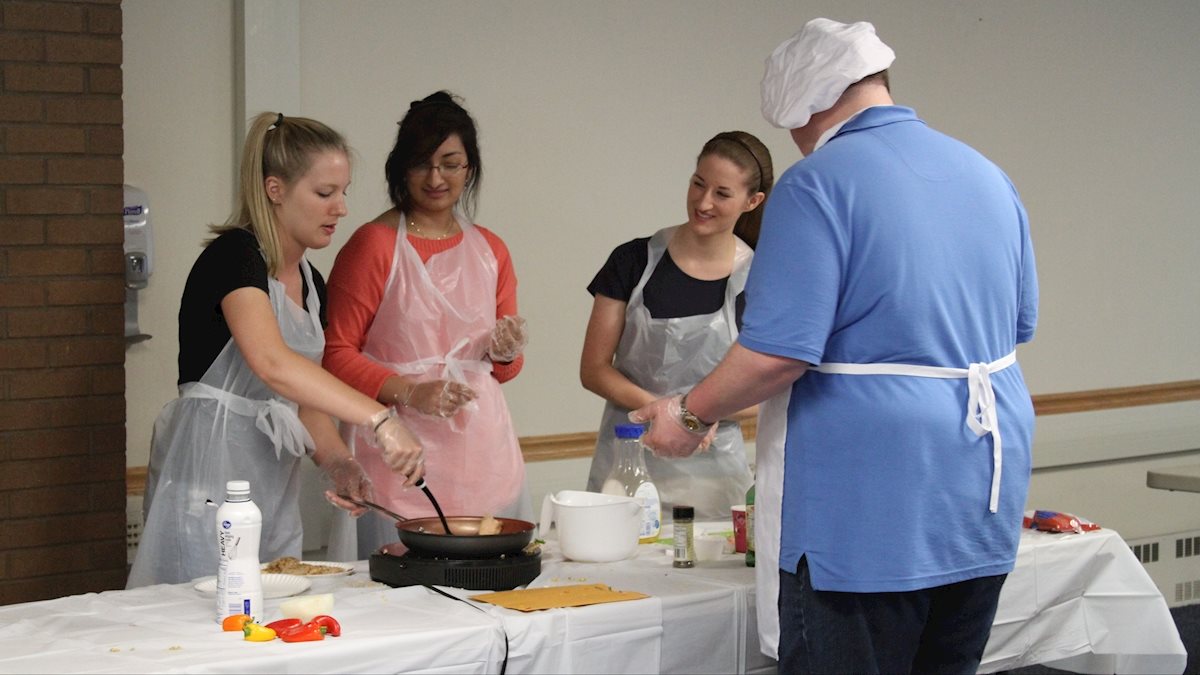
600, 423, 661, 543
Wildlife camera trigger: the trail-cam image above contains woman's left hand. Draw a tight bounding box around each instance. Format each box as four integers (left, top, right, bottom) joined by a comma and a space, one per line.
488, 315, 528, 362
322, 456, 374, 516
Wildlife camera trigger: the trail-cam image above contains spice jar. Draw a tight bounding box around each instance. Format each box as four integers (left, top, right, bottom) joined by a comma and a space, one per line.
673, 505, 695, 568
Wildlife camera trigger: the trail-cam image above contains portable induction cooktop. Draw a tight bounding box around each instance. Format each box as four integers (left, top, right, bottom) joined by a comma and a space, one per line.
369, 542, 542, 591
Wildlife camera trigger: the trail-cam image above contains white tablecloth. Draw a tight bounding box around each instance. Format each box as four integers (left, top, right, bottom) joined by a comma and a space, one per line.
0, 574, 504, 674
0, 526, 1185, 674
980, 527, 1187, 674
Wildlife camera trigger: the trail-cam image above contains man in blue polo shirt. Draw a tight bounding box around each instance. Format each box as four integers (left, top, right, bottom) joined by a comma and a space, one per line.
634, 18, 1039, 674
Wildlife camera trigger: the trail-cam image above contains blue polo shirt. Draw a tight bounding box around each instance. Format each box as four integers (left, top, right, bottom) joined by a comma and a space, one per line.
740, 106, 1039, 592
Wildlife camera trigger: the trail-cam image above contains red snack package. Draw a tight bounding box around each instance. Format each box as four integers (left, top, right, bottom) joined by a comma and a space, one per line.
1029, 510, 1100, 534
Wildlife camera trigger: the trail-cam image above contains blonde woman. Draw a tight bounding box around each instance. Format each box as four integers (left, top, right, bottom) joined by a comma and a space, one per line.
128, 113, 423, 587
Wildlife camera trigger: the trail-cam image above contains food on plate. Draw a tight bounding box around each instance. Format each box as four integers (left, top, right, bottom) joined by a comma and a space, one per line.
263, 556, 347, 575
279, 593, 334, 623
221, 613, 252, 632
242, 622, 277, 642
478, 514, 502, 535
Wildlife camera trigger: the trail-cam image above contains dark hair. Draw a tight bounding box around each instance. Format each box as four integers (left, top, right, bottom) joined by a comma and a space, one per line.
856, 69, 890, 92
384, 91, 482, 218
698, 131, 774, 249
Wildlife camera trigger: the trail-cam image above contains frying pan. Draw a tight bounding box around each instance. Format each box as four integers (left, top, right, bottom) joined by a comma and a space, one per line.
341, 496, 535, 558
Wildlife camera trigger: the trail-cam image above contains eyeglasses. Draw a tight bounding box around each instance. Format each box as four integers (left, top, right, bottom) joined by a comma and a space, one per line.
408, 161, 469, 177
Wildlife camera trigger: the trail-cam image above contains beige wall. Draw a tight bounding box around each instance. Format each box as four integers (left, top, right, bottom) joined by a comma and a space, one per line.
123, 0, 1200, 542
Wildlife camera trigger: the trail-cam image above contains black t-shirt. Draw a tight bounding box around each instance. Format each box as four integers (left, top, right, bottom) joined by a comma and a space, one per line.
587, 237, 745, 326
177, 228, 327, 385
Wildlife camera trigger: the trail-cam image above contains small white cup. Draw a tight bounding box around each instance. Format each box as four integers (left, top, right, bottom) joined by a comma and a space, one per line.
694, 534, 726, 562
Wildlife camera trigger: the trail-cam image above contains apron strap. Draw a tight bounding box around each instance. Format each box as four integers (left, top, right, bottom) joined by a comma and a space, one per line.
814, 351, 1017, 513
385, 337, 493, 431
180, 382, 314, 460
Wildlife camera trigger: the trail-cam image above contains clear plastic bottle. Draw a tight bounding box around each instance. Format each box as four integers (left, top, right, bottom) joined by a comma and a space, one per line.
600, 423, 662, 543
215, 480, 263, 623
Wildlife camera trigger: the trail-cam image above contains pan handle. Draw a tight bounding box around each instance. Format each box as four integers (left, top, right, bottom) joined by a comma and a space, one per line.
337, 494, 408, 523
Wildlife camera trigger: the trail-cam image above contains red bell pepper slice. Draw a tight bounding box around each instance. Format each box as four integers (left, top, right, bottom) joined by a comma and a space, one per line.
278, 621, 324, 643
265, 618, 303, 633
310, 615, 341, 637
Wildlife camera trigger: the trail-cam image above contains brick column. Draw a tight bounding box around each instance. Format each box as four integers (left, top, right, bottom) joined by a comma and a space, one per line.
0, 0, 127, 604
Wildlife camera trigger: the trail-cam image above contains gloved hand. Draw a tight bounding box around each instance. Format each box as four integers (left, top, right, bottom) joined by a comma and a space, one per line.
697, 422, 718, 452
628, 395, 709, 459
488, 315, 529, 363
369, 408, 425, 485
400, 379, 477, 418
322, 456, 374, 517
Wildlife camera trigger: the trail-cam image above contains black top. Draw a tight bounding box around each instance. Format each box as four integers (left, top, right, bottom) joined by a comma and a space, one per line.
177, 228, 326, 385
587, 237, 745, 325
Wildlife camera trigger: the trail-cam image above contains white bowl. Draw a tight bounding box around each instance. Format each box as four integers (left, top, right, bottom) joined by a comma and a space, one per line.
541, 490, 642, 563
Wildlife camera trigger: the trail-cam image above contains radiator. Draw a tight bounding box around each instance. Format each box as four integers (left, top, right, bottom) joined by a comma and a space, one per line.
1126, 529, 1200, 607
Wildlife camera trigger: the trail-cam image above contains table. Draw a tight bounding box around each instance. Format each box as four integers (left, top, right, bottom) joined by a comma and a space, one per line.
0, 527, 1185, 674
980, 527, 1187, 673
0, 573, 506, 674
1148, 463, 1200, 493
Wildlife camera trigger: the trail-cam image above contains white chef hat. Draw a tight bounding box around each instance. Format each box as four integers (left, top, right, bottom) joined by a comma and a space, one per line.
761, 18, 895, 129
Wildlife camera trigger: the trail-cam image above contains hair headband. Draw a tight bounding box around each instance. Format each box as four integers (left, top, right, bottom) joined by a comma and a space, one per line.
727, 135, 764, 190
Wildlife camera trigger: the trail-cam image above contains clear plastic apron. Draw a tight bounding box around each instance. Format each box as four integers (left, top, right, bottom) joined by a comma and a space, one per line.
127, 260, 323, 587
754, 351, 1017, 658
327, 214, 529, 561
585, 226, 754, 521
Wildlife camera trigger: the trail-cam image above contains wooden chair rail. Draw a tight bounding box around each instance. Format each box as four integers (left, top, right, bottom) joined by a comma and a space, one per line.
126, 379, 1200, 496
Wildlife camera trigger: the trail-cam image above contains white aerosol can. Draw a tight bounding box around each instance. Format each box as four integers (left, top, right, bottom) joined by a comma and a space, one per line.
215, 480, 263, 623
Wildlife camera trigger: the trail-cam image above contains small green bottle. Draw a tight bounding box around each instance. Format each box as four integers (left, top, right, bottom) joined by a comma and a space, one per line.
745, 482, 755, 567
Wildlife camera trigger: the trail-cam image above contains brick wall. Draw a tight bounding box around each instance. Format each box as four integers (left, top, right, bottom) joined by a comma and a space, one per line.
0, 0, 126, 604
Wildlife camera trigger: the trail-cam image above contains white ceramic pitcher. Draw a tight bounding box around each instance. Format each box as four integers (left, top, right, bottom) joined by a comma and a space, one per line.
539, 490, 641, 562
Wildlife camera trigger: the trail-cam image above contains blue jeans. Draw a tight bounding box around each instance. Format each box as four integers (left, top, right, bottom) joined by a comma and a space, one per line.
778, 556, 1007, 674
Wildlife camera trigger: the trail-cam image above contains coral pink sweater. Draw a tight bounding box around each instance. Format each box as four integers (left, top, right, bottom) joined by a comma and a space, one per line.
323, 221, 523, 399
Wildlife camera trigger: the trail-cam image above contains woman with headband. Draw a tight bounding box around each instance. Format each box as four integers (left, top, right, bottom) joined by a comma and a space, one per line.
128, 112, 423, 587
580, 131, 773, 520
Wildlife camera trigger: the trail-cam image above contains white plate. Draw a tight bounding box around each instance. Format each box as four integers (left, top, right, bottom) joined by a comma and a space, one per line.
260, 560, 355, 577
192, 573, 312, 598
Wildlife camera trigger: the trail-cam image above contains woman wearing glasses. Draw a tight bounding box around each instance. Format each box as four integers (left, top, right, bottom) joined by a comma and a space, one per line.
323, 91, 531, 558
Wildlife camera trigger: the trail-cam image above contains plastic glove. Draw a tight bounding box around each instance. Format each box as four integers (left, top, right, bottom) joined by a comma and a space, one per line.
322, 456, 374, 517
697, 422, 718, 452
488, 315, 528, 363
401, 379, 477, 419
628, 395, 708, 459
369, 409, 425, 485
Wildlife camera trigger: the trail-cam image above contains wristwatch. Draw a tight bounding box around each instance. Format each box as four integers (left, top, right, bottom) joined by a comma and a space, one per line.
678, 393, 714, 433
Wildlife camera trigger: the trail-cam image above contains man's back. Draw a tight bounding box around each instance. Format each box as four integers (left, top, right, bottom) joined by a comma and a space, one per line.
740, 105, 1039, 592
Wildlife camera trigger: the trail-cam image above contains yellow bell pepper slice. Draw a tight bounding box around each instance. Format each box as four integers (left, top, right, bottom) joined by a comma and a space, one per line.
242, 623, 277, 642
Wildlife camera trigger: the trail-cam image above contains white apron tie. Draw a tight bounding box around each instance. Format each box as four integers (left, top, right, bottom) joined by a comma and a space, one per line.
180, 381, 314, 460
813, 351, 1016, 512
387, 336, 494, 431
